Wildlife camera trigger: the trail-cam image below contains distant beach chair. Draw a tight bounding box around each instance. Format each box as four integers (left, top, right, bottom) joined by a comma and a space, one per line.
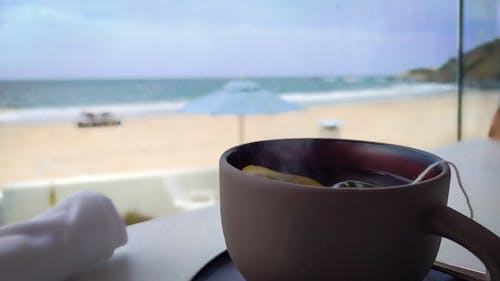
99, 112, 121, 126
77, 112, 97, 127
318, 119, 342, 138
77, 112, 121, 127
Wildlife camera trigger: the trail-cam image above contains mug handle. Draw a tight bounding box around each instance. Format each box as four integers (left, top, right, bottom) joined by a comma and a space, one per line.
427, 206, 500, 281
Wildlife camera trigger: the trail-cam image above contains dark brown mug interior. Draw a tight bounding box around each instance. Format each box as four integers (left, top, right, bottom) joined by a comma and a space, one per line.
226, 138, 446, 187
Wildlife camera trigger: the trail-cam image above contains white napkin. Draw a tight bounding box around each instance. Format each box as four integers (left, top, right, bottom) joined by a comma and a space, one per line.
0, 190, 128, 281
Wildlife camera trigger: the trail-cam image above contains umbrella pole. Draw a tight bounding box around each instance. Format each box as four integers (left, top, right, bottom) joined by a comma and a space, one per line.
238, 115, 245, 144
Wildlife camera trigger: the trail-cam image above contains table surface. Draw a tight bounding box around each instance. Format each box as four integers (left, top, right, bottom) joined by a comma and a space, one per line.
72, 139, 500, 281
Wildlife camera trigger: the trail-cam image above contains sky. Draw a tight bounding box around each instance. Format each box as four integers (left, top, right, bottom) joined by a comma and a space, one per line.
0, 0, 498, 79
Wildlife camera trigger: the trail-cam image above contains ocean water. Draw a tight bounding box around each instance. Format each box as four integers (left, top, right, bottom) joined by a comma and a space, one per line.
0, 77, 456, 124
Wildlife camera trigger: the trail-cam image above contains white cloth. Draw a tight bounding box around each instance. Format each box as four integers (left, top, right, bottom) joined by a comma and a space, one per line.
0, 190, 128, 281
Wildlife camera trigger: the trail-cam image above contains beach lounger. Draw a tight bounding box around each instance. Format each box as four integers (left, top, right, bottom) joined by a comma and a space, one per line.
77, 112, 121, 127
318, 119, 342, 138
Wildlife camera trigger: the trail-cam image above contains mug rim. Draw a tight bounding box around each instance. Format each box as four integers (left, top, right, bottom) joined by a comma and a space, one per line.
220, 138, 450, 192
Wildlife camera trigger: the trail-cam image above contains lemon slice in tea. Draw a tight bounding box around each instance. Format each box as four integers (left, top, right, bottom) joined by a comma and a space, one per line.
242, 165, 323, 187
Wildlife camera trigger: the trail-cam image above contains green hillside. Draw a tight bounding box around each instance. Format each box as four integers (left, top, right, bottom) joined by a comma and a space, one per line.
403, 38, 500, 83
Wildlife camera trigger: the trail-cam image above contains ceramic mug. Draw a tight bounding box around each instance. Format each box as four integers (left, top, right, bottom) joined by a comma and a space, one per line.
219, 139, 500, 281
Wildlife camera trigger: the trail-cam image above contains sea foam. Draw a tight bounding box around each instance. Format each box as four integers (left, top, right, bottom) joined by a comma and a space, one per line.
0, 82, 456, 125
0, 101, 185, 124
280, 82, 456, 106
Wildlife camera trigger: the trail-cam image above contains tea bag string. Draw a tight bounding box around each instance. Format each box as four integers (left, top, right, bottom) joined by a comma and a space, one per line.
412, 160, 474, 219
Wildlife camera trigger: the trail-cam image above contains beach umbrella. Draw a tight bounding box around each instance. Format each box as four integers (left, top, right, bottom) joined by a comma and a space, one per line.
180, 80, 302, 143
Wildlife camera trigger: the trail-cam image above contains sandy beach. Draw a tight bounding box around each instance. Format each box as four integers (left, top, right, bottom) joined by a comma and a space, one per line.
0, 90, 498, 187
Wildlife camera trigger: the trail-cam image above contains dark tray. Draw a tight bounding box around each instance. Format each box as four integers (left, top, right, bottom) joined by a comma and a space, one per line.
192, 251, 465, 281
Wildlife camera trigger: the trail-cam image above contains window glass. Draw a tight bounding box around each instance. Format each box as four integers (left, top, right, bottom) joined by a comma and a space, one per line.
0, 1, 498, 223
461, 0, 500, 139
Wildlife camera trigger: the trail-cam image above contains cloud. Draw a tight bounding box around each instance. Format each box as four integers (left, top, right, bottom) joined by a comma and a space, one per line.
0, 0, 496, 79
